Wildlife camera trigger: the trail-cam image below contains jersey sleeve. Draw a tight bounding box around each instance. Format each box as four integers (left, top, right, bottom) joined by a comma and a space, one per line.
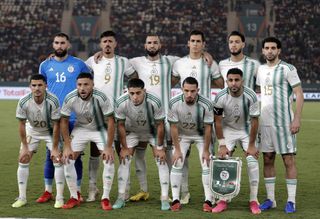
123, 57, 135, 77
85, 57, 94, 71
50, 103, 61, 121
100, 95, 114, 117
39, 61, 47, 76
249, 98, 260, 117
115, 102, 126, 121
203, 102, 214, 124
167, 103, 179, 123
287, 66, 301, 88
153, 103, 165, 121
16, 100, 27, 120
60, 96, 73, 117
172, 61, 180, 77
210, 60, 222, 80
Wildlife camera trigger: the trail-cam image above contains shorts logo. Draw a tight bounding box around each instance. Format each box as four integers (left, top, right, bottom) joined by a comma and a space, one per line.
67, 65, 74, 73
220, 170, 230, 181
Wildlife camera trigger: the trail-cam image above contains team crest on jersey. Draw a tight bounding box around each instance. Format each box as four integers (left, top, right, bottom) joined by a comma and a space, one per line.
105, 63, 112, 74
84, 110, 93, 123
67, 65, 74, 73
137, 111, 146, 121
265, 77, 271, 85
184, 112, 193, 123
35, 110, 42, 121
151, 67, 158, 75
232, 104, 241, 117
190, 66, 197, 77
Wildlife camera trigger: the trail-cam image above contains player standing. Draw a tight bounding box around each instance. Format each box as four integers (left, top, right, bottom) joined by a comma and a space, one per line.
257, 37, 304, 213
38, 32, 90, 205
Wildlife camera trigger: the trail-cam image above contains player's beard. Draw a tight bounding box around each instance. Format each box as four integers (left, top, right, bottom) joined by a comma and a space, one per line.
265, 54, 277, 62
230, 48, 242, 56
54, 49, 67, 57
146, 49, 159, 57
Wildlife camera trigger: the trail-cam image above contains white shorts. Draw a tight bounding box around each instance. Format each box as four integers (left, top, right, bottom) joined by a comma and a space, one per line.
21, 133, 53, 152
258, 126, 297, 154
70, 127, 110, 152
125, 132, 156, 148
172, 136, 208, 169
223, 129, 252, 151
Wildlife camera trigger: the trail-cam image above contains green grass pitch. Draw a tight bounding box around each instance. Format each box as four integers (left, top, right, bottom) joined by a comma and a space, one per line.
0, 100, 319, 219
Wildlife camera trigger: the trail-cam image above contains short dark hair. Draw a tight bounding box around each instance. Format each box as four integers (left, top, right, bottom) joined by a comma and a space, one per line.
262, 37, 282, 49
100, 30, 117, 41
77, 72, 93, 80
189, 30, 205, 42
182, 77, 198, 88
228, 31, 245, 42
30, 74, 47, 83
54, 32, 69, 41
145, 34, 161, 43
128, 78, 145, 89
227, 68, 243, 78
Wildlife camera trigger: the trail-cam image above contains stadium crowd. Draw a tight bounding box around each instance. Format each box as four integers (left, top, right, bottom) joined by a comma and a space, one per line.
0, 0, 318, 84
72, 0, 107, 16
0, 0, 64, 82
273, 0, 320, 84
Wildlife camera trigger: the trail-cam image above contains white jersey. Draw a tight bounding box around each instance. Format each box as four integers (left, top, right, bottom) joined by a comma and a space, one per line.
16, 92, 60, 136
130, 55, 178, 112
213, 86, 260, 134
172, 56, 221, 98
219, 56, 260, 90
115, 92, 165, 135
85, 55, 135, 105
256, 60, 301, 127
168, 93, 214, 137
61, 88, 113, 131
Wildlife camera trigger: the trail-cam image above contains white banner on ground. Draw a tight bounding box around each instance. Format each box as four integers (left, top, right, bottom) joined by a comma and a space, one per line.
0, 87, 30, 100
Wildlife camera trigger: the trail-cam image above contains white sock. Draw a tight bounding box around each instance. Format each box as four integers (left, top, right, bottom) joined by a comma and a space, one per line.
54, 163, 65, 201
64, 160, 78, 199
117, 157, 131, 195
170, 160, 183, 201
264, 177, 276, 201
45, 184, 53, 193
125, 164, 131, 199
181, 157, 189, 195
88, 156, 100, 187
155, 158, 169, 199
246, 155, 259, 202
201, 164, 211, 201
286, 179, 297, 203
135, 148, 148, 192
102, 160, 115, 200
17, 163, 29, 200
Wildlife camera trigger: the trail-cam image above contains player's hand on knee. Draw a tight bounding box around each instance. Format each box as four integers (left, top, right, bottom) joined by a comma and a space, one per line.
172, 150, 183, 167
62, 147, 74, 164
218, 145, 229, 159
155, 149, 166, 165
120, 147, 130, 164
19, 148, 32, 163
51, 149, 61, 163
102, 147, 114, 163
245, 146, 259, 159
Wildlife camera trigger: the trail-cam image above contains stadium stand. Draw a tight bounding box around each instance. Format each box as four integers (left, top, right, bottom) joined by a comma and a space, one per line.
0, 0, 318, 84
0, 0, 64, 82
273, 0, 320, 84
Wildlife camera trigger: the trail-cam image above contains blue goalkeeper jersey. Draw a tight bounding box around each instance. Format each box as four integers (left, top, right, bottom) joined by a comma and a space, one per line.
39, 55, 91, 121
